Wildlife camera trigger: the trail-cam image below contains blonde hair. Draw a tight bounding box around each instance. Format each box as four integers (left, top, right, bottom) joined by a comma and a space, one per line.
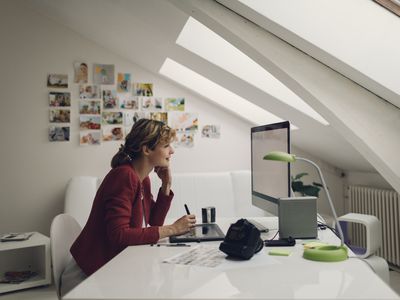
111, 119, 175, 168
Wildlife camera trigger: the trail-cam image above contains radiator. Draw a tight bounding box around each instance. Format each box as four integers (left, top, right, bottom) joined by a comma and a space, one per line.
348, 185, 400, 267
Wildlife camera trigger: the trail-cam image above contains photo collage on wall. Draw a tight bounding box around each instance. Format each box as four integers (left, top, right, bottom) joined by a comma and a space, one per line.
46, 62, 221, 146
47, 74, 71, 142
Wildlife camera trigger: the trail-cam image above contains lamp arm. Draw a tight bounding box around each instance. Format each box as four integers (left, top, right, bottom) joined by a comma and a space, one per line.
296, 157, 344, 246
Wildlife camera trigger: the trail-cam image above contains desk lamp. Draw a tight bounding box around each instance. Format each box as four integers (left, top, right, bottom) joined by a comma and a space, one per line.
263, 151, 348, 262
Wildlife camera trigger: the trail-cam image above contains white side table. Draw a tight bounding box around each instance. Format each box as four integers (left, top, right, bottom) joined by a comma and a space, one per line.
0, 232, 51, 294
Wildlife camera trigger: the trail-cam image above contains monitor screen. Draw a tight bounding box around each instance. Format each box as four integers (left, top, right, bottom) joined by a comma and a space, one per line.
251, 121, 291, 216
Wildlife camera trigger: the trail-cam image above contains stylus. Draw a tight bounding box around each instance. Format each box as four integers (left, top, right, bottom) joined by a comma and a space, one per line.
150, 243, 190, 247
184, 204, 191, 215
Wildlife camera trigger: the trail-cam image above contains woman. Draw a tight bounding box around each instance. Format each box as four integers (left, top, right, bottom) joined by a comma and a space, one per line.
61, 119, 196, 296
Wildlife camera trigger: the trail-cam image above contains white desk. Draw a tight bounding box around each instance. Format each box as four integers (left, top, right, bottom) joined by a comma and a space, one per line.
64, 217, 398, 299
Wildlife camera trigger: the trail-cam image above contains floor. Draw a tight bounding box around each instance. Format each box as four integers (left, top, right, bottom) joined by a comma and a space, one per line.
1, 269, 400, 299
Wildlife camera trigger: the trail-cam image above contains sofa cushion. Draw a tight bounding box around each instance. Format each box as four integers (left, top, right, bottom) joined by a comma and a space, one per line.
231, 170, 268, 217
150, 172, 236, 219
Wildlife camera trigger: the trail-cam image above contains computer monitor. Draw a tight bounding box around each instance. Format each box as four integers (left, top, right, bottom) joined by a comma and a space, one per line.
251, 121, 291, 216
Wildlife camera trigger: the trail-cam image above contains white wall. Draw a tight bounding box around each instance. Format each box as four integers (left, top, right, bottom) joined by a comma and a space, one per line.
0, 1, 252, 235
345, 172, 392, 190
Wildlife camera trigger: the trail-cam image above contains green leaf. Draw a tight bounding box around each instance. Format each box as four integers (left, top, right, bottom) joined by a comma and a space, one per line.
293, 172, 308, 180
313, 182, 323, 188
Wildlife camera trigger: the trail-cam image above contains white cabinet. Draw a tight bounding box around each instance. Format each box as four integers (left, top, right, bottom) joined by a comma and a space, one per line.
0, 232, 51, 294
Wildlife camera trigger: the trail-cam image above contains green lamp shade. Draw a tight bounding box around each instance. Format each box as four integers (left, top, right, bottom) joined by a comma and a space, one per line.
263, 151, 296, 163
303, 245, 348, 262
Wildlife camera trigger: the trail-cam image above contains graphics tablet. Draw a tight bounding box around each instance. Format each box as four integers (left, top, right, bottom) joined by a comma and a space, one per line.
169, 223, 225, 243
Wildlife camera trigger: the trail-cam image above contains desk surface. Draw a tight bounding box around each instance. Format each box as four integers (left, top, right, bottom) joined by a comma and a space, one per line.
64, 217, 398, 299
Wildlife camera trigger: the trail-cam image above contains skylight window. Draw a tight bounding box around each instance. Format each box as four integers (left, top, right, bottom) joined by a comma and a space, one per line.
159, 58, 296, 127
176, 17, 328, 126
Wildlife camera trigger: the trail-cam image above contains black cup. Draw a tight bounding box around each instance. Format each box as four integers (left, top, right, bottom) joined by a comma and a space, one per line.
202, 207, 216, 223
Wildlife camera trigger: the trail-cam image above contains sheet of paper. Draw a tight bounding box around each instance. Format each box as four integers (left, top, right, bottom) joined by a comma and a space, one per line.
163, 245, 225, 268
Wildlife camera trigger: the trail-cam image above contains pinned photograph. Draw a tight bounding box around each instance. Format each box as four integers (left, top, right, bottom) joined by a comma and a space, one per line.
150, 112, 168, 124
74, 62, 88, 84
165, 98, 185, 111
93, 63, 115, 85
79, 100, 101, 115
49, 92, 71, 107
102, 112, 123, 125
168, 112, 198, 132
119, 94, 139, 109
140, 97, 162, 111
49, 126, 70, 142
80, 115, 101, 130
174, 132, 195, 148
124, 111, 150, 128
117, 73, 131, 93
102, 127, 124, 141
102, 89, 118, 109
79, 85, 100, 100
80, 131, 101, 145
133, 83, 153, 96
49, 109, 70, 123
47, 74, 68, 88
201, 125, 221, 139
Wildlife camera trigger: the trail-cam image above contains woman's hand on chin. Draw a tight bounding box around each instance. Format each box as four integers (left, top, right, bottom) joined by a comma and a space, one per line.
155, 166, 172, 195
154, 166, 171, 185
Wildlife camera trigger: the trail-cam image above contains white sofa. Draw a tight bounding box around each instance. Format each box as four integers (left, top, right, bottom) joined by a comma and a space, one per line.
64, 170, 268, 228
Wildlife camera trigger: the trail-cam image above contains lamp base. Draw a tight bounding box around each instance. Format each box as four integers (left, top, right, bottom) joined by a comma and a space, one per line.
303, 245, 348, 262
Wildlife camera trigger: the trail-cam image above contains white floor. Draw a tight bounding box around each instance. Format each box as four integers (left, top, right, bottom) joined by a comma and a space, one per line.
1, 269, 400, 299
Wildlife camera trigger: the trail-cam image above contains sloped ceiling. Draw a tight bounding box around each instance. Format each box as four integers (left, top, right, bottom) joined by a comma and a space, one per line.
26, 0, 394, 173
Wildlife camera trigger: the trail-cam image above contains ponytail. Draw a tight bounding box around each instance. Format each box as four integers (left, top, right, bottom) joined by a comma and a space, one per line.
111, 144, 133, 169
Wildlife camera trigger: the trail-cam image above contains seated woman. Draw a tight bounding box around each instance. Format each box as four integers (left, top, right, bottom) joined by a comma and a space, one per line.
60, 119, 196, 297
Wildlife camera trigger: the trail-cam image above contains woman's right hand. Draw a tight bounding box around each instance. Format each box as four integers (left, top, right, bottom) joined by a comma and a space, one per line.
172, 214, 196, 235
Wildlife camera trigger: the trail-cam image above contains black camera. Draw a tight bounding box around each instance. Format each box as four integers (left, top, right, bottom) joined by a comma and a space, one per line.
219, 219, 264, 260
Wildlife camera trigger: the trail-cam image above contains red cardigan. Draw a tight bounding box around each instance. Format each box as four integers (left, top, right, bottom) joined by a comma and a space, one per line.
70, 164, 173, 276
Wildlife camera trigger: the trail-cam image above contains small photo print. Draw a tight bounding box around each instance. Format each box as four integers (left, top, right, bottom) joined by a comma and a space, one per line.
168, 112, 198, 132
201, 125, 221, 138
80, 131, 101, 145
141, 97, 162, 111
165, 98, 185, 111
150, 112, 168, 124
49, 92, 71, 107
124, 111, 150, 128
93, 63, 115, 85
133, 83, 153, 96
117, 73, 131, 93
174, 132, 194, 148
102, 89, 118, 109
49, 109, 70, 123
79, 100, 101, 115
102, 112, 123, 125
73, 62, 88, 84
119, 94, 139, 109
102, 126, 124, 141
79, 85, 100, 100
47, 74, 68, 88
49, 126, 70, 142
80, 115, 101, 130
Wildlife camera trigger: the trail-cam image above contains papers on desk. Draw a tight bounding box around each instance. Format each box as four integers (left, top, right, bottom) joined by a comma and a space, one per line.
1, 232, 33, 242
163, 244, 280, 269
163, 245, 226, 268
